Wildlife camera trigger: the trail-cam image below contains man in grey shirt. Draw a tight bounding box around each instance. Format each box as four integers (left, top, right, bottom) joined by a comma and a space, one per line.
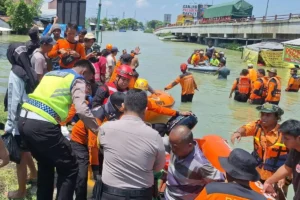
99, 89, 165, 200
215, 59, 230, 80
31, 36, 56, 81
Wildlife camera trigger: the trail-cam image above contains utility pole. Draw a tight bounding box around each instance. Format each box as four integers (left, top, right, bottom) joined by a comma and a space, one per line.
96, 0, 102, 44
123, 12, 125, 19
265, 0, 270, 18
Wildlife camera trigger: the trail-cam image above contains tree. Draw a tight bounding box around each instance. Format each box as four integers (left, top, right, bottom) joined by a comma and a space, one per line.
147, 20, 164, 29
117, 19, 128, 29
138, 22, 144, 29
5, 0, 43, 34
0, 0, 7, 15
126, 18, 138, 30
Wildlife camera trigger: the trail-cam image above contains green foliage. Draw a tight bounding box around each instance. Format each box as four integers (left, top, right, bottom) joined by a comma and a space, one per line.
0, 0, 6, 15
117, 18, 138, 30
218, 42, 241, 51
146, 20, 164, 29
5, 0, 43, 34
143, 29, 153, 33
138, 21, 144, 29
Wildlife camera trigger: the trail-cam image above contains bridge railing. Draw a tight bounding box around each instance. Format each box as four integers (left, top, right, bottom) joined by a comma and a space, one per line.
155, 13, 300, 32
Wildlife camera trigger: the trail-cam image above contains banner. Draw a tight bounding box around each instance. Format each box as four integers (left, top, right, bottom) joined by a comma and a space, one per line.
260, 50, 290, 68
242, 48, 258, 64
282, 45, 300, 65
182, 5, 198, 17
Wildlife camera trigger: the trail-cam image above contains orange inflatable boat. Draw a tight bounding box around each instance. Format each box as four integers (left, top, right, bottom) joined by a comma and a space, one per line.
164, 135, 275, 200
145, 90, 175, 123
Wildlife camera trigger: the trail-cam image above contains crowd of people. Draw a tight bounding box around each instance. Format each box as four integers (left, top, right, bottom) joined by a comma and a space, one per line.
230, 63, 300, 105
0, 20, 300, 200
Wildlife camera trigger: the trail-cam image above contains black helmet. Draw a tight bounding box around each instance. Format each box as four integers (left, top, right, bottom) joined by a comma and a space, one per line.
166, 113, 198, 135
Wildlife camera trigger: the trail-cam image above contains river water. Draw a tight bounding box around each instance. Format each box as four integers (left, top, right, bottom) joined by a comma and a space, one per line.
0, 31, 297, 198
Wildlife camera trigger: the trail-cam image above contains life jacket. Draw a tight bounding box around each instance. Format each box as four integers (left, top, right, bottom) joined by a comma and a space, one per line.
187, 53, 193, 64
257, 77, 268, 98
267, 77, 281, 99
289, 75, 300, 91
251, 123, 288, 175
236, 76, 251, 94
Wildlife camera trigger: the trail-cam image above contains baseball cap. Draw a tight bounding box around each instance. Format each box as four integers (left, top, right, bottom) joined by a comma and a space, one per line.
51, 24, 61, 32
84, 32, 96, 40
267, 68, 277, 74
121, 54, 133, 63
111, 47, 119, 53
40, 36, 56, 45
247, 63, 254, 68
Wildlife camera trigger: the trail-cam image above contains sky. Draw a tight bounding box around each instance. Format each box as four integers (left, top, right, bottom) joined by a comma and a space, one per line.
42, 0, 300, 23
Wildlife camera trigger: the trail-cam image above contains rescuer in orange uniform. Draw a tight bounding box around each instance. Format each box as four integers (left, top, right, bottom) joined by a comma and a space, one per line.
134, 78, 191, 117
109, 54, 138, 89
229, 69, 251, 102
164, 63, 198, 102
197, 148, 267, 200
265, 68, 281, 105
249, 68, 269, 105
70, 92, 125, 200
247, 63, 258, 85
286, 68, 300, 92
231, 103, 289, 199
92, 65, 133, 108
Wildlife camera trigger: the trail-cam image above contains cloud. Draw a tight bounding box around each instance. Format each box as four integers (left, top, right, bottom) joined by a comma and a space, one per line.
136, 0, 149, 8
102, 0, 113, 6
160, 5, 166, 10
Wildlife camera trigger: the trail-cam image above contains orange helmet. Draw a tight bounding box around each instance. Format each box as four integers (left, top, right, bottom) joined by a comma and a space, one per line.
106, 44, 113, 50
180, 63, 188, 72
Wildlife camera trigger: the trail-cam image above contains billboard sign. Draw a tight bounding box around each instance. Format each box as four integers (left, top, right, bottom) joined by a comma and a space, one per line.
182, 5, 198, 18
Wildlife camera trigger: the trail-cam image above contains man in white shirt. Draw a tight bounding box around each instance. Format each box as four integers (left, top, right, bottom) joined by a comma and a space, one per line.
106, 46, 119, 81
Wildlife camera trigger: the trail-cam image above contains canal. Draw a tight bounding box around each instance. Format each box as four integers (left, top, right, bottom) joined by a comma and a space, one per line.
0, 31, 297, 199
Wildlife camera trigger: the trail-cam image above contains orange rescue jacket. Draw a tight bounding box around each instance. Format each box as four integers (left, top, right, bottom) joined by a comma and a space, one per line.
250, 77, 268, 100
286, 75, 300, 92
265, 76, 281, 103
236, 76, 251, 94
165, 72, 197, 95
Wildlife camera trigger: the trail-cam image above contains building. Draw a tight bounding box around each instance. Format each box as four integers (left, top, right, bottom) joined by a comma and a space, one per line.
164, 14, 171, 24
48, 0, 57, 9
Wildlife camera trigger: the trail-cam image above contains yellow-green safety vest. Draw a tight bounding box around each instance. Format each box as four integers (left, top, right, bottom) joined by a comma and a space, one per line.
22, 69, 84, 124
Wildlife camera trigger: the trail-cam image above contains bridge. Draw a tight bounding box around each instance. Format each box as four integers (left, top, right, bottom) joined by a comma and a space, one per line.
154, 14, 300, 46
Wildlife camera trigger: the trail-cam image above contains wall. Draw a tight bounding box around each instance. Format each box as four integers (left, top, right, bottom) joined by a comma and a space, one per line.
48, 0, 57, 9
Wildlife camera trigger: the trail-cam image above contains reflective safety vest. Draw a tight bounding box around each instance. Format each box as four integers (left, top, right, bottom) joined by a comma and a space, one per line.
103, 82, 127, 104
236, 76, 251, 94
257, 77, 268, 97
251, 123, 288, 173
288, 75, 300, 91
23, 69, 84, 124
268, 77, 281, 99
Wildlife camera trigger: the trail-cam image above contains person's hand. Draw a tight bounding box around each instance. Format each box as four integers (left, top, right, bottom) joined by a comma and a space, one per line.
231, 132, 242, 144
59, 49, 68, 57
179, 111, 192, 116
229, 94, 232, 98
0, 144, 9, 168
277, 178, 285, 189
263, 181, 277, 197
70, 51, 80, 58
86, 52, 96, 59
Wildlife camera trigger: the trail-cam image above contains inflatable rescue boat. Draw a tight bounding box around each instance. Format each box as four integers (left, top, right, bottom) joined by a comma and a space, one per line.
145, 90, 175, 123
188, 64, 219, 73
